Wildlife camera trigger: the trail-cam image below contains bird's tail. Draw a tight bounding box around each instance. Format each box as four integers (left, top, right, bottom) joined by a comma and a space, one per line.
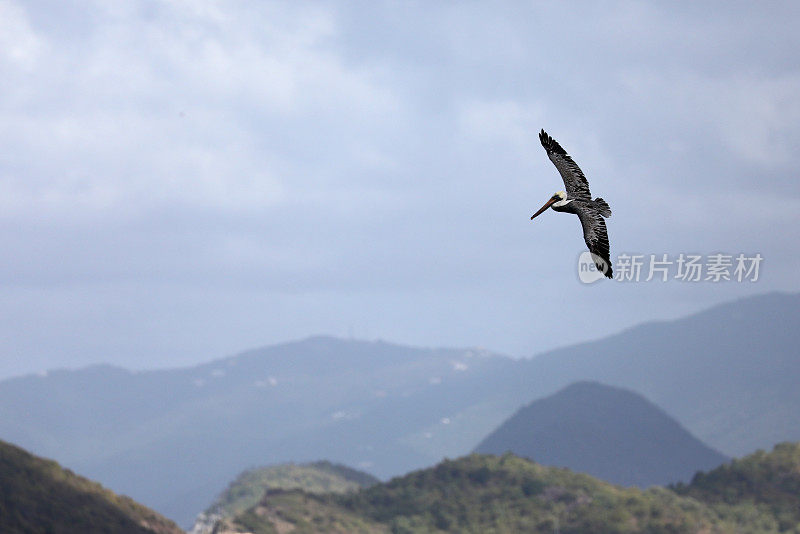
594, 197, 612, 218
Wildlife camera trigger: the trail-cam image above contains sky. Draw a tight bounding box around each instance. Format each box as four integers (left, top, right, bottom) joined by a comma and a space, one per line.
1, 1, 799, 379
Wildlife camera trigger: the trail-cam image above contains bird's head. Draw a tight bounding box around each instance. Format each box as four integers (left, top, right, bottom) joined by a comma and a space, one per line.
530, 191, 567, 220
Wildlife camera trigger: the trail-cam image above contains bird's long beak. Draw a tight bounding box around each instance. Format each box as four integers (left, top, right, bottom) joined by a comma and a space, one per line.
530, 197, 557, 220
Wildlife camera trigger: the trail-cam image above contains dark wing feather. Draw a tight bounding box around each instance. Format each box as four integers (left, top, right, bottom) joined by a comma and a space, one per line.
576, 207, 613, 278
539, 129, 592, 202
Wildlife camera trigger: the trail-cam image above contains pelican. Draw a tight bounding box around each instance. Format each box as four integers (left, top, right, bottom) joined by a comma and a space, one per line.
531, 129, 613, 278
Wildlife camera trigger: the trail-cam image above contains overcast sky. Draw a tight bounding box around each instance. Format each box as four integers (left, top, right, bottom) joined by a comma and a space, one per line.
1, 1, 798, 379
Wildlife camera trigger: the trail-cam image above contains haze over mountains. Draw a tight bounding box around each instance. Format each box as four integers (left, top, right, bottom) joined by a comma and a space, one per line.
0, 338, 518, 525
474, 381, 729, 487
0, 292, 797, 526
518, 292, 800, 458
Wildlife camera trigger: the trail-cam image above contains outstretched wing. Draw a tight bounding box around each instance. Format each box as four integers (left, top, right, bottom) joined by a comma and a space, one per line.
576, 207, 613, 278
539, 129, 592, 202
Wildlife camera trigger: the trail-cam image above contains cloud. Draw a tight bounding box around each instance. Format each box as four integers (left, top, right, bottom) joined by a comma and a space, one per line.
457, 99, 543, 151
0, 1, 398, 218
0, 1, 799, 377
0, 0, 43, 68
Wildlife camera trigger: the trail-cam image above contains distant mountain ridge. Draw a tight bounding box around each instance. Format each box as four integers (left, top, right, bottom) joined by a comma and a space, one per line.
0, 292, 797, 526
517, 292, 800, 457
0, 439, 182, 534
474, 381, 729, 487
0, 337, 518, 526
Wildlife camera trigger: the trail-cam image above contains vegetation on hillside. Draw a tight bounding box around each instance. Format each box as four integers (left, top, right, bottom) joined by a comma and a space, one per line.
222, 451, 799, 533
335, 454, 771, 533
206, 460, 379, 519
222, 489, 387, 534
673, 442, 800, 532
0, 439, 182, 534
192, 461, 382, 533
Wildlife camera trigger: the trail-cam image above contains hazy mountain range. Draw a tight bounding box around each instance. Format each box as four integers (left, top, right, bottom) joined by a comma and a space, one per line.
0, 292, 797, 526
0, 338, 519, 525
517, 292, 800, 458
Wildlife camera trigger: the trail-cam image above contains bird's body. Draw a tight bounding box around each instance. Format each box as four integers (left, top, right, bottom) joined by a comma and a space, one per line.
531, 129, 613, 278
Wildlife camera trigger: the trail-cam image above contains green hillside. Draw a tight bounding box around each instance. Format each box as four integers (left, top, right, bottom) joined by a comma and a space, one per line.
193, 461, 379, 533
673, 442, 800, 531
0, 439, 182, 534
210, 461, 378, 515
221, 490, 387, 534
221, 453, 787, 533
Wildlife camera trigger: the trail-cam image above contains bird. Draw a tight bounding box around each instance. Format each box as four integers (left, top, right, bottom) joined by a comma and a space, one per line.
531, 129, 613, 278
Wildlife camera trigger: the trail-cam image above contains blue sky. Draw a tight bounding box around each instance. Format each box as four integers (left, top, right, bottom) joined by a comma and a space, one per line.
1, 1, 799, 378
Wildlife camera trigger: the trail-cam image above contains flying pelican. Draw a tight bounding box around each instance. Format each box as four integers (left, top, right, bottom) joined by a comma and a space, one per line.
531, 129, 613, 278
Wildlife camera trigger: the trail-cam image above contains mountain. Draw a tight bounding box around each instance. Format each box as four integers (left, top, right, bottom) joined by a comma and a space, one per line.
0, 439, 182, 534
191, 461, 379, 534
0, 337, 519, 526
474, 381, 729, 487
219, 453, 784, 533
673, 442, 800, 531
0, 292, 797, 526
518, 292, 800, 458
